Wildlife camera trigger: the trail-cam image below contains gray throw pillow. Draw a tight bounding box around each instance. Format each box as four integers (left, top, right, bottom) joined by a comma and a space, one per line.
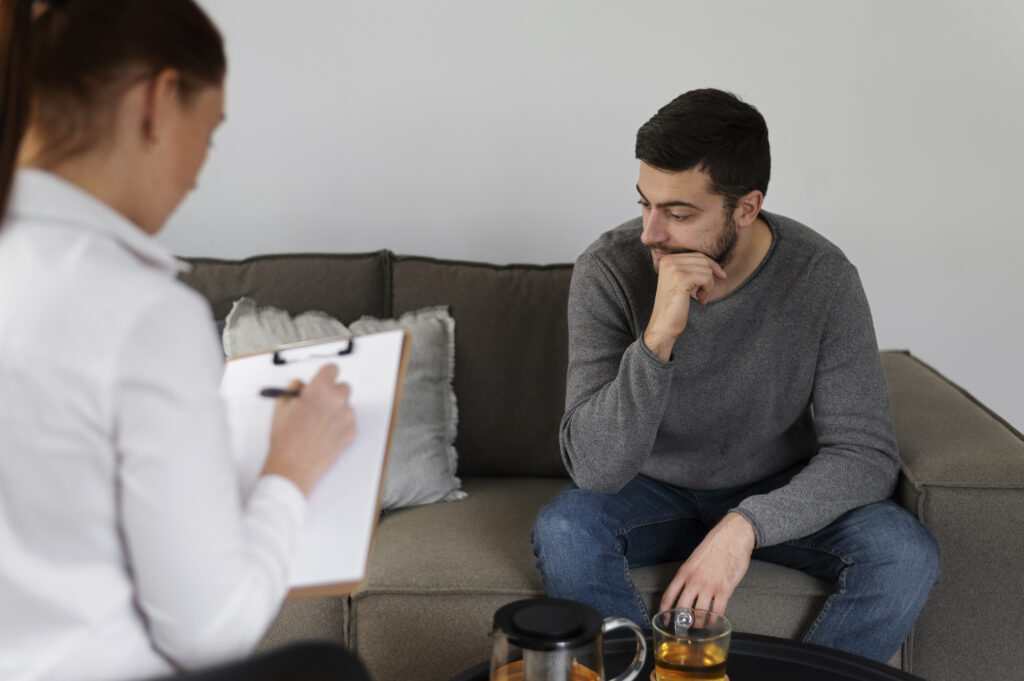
221, 297, 465, 511
350, 307, 465, 510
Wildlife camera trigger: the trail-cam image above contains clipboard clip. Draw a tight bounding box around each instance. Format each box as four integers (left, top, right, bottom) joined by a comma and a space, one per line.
273, 338, 354, 365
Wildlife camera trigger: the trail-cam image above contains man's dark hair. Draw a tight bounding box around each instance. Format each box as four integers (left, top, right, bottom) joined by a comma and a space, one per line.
635, 89, 771, 210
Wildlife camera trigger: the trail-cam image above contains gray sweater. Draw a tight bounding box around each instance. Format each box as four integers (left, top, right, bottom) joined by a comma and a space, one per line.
560, 211, 900, 548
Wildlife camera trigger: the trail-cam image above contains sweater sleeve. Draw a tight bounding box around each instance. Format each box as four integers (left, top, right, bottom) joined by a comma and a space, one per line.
559, 253, 676, 492
733, 262, 901, 547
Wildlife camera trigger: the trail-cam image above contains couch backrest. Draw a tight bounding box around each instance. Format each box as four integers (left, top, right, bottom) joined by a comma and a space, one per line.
181, 252, 391, 322
390, 255, 572, 477
180, 251, 572, 479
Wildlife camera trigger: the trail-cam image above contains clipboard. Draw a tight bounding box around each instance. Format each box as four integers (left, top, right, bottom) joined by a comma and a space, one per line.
220, 329, 409, 598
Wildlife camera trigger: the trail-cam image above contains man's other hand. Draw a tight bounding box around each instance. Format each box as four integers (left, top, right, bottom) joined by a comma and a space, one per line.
659, 512, 755, 615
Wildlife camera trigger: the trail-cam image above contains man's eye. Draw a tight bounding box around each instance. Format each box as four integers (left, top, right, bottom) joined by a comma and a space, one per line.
637, 200, 650, 209
669, 213, 690, 222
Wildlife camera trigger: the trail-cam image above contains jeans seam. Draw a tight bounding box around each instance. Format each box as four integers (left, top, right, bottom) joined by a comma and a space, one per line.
621, 551, 651, 628
774, 538, 855, 644
780, 537, 855, 565
615, 511, 701, 537
612, 512, 698, 629
803, 564, 845, 642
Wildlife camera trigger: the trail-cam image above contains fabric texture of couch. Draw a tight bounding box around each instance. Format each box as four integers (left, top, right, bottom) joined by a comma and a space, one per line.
181, 250, 1024, 681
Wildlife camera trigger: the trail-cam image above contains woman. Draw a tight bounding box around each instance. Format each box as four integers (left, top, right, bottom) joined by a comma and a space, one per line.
0, 1, 360, 679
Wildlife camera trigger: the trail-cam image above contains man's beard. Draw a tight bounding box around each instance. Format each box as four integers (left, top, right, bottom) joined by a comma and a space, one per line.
711, 211, 739, 268
649, 211, 739, 269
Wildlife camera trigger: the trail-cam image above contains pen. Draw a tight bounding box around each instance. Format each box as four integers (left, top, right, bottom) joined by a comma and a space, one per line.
260, 387, 302, 398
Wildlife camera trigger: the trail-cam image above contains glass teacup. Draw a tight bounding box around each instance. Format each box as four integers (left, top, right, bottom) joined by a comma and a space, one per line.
650, 609, 731, 681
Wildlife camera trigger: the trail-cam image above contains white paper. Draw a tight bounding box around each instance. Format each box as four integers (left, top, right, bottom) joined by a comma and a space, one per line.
220, 329, 404, 590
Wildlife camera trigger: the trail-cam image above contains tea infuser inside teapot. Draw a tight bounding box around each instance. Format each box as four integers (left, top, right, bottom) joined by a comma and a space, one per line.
490, 598, 647, 681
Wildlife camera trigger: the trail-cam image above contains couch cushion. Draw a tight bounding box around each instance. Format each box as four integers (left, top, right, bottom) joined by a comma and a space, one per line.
180, 251, 391, 322
257, 596, 348, 651
363, 476, 559, 594
390, 256, 573, 477
351, 477, 561, 681
352, 476, 829, 681
362, 477, 829, 604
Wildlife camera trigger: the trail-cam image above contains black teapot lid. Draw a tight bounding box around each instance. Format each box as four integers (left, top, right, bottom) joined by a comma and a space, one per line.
493, 598, 604, 651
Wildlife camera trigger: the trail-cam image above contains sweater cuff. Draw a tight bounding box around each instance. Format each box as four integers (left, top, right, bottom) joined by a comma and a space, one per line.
635, 336, 674, 367
727, 506, 765, 549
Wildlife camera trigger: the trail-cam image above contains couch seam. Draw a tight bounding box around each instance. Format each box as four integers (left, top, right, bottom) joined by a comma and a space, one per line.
350, 586, 829, 597
897, 350, 1024, 441
182, 252, 388, 266
390, 254, 575, 272
381, 250, 394, 319
906, 482, 1024, 490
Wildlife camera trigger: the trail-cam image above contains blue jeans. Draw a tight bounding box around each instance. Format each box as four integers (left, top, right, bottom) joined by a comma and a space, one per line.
531, 467, 940, 663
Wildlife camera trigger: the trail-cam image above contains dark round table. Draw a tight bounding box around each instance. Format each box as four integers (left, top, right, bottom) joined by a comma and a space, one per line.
451, 631, 925, 681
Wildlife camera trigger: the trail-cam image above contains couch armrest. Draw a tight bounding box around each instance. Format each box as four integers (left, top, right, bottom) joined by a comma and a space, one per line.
880, 350, 1024, 681
881, 351, 1024, 505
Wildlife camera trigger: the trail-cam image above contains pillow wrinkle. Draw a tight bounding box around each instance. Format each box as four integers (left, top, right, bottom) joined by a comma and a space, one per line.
222, 297, 350, 358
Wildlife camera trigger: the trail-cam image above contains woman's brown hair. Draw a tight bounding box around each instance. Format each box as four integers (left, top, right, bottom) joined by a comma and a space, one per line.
0, 0, 226, 222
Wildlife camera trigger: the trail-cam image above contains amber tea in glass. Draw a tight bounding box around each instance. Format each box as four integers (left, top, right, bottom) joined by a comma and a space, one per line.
651, 609, 731, 681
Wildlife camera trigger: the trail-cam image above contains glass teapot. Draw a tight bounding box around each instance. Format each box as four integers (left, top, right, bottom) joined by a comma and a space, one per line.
490, 598, 647, 681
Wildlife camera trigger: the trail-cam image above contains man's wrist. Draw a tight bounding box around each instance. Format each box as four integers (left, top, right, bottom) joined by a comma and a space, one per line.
643, 328, 675, 361
723, 512, 756, 550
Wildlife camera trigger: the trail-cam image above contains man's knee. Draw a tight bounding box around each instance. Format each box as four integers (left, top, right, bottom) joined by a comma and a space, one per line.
858, 502, 941, 593
532, 487, 614, 557
891, 511, 941, 588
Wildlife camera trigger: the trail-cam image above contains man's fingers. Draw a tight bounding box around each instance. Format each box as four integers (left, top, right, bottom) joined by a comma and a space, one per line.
661, 252, 726, 280
682, 269, 716, 306
666, 575, 726, 614
660, 574, 685, 612
677, 584, 698, 611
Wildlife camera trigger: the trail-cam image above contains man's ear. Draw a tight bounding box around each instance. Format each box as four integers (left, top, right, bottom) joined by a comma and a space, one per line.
733, 189, 764, 228
140, 69, 182, 153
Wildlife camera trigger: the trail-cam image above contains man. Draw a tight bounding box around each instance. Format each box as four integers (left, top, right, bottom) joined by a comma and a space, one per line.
531, 89, 940, 663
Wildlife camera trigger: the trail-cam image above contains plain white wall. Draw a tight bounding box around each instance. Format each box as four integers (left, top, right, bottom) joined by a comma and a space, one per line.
164, 0, 1024, 431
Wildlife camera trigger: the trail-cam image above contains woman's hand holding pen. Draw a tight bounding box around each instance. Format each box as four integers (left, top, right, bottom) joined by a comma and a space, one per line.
262, 364, 357, 497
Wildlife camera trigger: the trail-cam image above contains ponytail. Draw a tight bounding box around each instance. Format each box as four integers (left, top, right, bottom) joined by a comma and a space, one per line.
0, 0, 33, 222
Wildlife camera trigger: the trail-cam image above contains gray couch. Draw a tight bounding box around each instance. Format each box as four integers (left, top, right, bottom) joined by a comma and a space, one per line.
181, 250, 1024, 681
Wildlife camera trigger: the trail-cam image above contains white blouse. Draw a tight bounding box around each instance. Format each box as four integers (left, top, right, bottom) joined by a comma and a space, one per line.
0, 170, 306, 681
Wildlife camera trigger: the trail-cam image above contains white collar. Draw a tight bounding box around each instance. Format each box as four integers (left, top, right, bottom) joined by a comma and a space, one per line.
7, 168, 190, 276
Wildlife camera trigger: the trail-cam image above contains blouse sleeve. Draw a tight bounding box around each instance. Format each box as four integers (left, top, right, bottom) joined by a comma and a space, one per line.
113, 286, 306, 669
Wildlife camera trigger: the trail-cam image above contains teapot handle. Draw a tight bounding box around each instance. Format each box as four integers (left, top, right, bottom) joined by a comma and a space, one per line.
601, 617, 647, 681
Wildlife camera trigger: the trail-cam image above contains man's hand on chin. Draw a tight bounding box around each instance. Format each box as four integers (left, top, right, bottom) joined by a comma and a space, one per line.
659, 512, 756, 615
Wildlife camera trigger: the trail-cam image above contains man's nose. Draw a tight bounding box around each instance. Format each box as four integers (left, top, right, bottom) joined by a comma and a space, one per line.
641, 212, 666, 246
